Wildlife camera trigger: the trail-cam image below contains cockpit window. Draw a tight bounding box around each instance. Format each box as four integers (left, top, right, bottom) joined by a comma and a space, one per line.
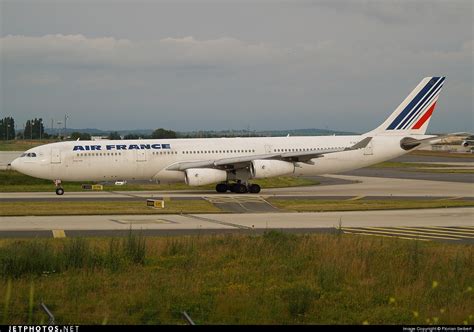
21, 153, 37, 157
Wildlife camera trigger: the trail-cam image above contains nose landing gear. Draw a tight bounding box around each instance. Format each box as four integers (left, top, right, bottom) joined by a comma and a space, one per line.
54, 180, 64, 195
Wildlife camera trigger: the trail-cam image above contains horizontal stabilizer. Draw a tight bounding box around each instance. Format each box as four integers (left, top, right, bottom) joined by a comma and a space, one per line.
400, 132, 468, 151
345, 137, 372, 150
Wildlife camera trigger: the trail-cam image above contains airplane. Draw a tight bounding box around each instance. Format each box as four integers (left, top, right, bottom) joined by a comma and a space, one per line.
11, 76, 447, 195
461, 135, 474, 148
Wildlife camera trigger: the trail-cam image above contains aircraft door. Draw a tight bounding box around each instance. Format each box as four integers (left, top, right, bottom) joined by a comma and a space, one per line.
51, 149, 61, 163
363, 140, 373, 155
264, 145, 273, 154
136, 150, 147, 162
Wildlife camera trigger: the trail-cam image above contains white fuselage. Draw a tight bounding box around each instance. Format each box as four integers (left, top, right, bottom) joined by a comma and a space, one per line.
11, 134, 422, 184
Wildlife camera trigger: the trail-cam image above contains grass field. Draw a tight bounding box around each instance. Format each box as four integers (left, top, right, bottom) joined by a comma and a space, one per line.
0, 233, 472, 325
407, 169, 474, 174
0, 200, 222, 216
0, 140, 58, 151
269, 199, 474, 212
0, 170, 319, 193
409, 150, 474, 159
369, 161, 474, 173
369, 162, 454, 169
2, 199, 473, 216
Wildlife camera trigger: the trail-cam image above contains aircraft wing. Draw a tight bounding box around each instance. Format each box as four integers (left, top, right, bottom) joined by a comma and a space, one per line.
166, 137, 372, 171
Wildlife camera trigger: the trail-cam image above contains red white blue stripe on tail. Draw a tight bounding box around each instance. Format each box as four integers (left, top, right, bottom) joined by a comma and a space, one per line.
386, 77, 445, 131
367, 77, 445, 136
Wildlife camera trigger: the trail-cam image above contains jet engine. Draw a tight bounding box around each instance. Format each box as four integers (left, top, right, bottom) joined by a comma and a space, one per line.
251, 160, 295, 179
185, 168, 227, 186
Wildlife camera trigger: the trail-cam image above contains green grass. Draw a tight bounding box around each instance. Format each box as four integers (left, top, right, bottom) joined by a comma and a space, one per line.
0, 140, 58, 151
407, 169, 474, 174
0, 233, 472, 324
0, 170, 319, 192
0, 200, 222, 216
369, 162, 454, 169
370, 161, 474, 173
269, 199, 474, 212
409, 150, 474, 159
2, 199, 473, 217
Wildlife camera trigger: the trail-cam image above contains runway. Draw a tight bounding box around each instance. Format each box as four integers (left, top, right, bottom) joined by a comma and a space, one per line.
1, 174, 474, 201
1, 154, 473, 242
0, 208, 472, 243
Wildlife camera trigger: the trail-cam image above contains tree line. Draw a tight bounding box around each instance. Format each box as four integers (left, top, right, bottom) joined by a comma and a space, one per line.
1, 116, 264, 141
106, 128, 177, 140
0, 117, 179, 141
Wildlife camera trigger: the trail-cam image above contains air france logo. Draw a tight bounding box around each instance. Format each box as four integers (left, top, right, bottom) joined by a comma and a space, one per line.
73, 144, 171, 151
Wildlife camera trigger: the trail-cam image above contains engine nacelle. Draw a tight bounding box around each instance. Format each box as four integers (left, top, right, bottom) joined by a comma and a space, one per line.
462, 141, 470, 147
251, 160, 295, 179
185, 168, 227, 186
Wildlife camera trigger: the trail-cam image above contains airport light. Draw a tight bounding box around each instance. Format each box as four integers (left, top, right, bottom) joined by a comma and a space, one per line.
5, 122, 10, 140
64, 114, 70, 138
57, 121, 62, 139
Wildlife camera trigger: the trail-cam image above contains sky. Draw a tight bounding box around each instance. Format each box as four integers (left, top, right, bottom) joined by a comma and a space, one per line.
0, 0, 472, 133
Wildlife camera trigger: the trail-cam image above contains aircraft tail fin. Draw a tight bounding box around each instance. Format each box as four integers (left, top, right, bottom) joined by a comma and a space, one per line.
367, 77, 446, 135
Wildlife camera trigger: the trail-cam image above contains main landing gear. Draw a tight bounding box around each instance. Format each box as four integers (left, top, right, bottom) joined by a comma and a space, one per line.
215, 182, 261, 194
54, 180, 64, 195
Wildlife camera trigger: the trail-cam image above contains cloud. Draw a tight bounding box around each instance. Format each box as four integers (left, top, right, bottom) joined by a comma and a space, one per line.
1, 34, 285, 68
3, 33, 471, 75
315, 0, 472, 24
1, 33, 471, 132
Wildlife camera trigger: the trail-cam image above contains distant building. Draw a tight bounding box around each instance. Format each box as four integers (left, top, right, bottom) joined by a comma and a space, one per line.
91, 136, 110, 141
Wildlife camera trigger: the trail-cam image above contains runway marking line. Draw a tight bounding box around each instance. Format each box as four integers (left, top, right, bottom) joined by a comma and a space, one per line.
387, 227, 474, 238
259, 196, 279, 210
393, 226, 474, 236
342, 227, 462, 241
184, 214, 252, 230
204, 195, 277, 212
347, 195, 365, 201
437, 196, 463, 201
342, 229, 458, 241
343, 232, 429, 242
109, 218, 177, 225
52, 230, 66, 238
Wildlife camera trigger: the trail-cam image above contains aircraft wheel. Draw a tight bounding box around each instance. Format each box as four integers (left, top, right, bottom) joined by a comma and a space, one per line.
248, 184, 261, 194
55, 187, 65, 196
235, 183, 248, 193
216, 183, 228, 193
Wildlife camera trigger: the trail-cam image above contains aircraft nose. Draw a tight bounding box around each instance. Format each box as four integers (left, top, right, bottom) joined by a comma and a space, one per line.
10, 158, 19, 171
